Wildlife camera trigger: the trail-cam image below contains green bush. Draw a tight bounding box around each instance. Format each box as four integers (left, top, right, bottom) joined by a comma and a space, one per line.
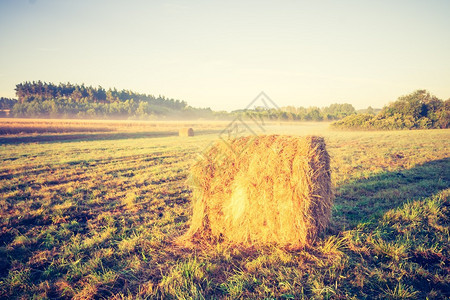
332, 90, 449, 130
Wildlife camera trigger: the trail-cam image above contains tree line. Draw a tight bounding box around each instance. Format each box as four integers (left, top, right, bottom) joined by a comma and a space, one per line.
10, 81, 201, 118
3, 81, 363, 121
0, 97, 17, 110
332, 90, 449, 130
15, 81, 187, 110
230, 103, 357, 122
4, 84, 448, 128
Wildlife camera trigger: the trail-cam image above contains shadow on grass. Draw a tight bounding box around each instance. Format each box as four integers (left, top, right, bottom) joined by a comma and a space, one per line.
0, 129, 222, 145
331, 157, 450, 231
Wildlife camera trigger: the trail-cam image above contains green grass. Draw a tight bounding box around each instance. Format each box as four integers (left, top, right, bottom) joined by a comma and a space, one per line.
0, 122, 449, 299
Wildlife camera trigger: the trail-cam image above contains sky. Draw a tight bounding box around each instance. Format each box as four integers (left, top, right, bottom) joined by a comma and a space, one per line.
0, 0, 449, 111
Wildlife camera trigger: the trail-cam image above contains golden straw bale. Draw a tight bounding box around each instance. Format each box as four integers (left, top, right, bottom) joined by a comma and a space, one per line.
179, 127, 194, 137
183, 135, 333, 249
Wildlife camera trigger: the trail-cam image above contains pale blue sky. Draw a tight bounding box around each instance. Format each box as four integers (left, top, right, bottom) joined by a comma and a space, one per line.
1, 0, 449, 111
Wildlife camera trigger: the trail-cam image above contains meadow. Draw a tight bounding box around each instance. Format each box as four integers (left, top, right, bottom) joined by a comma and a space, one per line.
0, 119, 449, 299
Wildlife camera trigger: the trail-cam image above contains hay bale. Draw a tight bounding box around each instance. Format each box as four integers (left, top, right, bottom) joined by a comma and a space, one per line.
179, 127, 194, 137
183, 135, 333, 249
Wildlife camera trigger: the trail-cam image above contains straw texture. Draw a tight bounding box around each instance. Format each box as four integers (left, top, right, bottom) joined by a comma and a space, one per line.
183, 135, 333, 249
179, 128, 194, 137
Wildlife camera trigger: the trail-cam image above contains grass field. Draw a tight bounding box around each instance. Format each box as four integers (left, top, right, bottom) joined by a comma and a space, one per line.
0, 119, 449, 299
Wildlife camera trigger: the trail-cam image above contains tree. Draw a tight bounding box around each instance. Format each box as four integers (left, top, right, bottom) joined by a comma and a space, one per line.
333, 90, 448, 130
0, 97, 18, 109
381, 90, 433, 120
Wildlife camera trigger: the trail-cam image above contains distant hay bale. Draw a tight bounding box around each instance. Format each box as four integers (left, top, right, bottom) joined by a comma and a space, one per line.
183, 135, 333, 249
179, 127, 194, 137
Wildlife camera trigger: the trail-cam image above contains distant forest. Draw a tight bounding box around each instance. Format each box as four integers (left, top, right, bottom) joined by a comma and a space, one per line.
5, 81, 214, 119
0, 97, 17, 110
0, 81, 362, 121
332, 90, 449, 130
